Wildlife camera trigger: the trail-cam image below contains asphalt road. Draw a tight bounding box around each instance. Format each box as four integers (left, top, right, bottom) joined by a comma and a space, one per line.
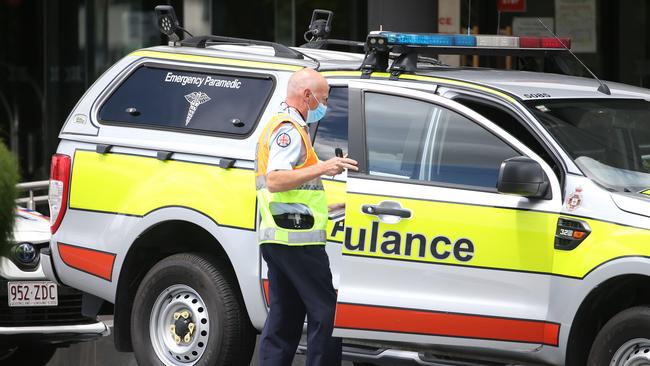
46, 321, 354, 366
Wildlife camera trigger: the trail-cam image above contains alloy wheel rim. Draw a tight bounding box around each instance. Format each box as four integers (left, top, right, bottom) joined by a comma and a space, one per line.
611, 338, 650, 366
150, 284, 211, 365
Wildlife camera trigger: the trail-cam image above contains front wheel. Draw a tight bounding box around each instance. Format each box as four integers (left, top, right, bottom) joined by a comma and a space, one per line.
131, 253, 256, 366
587, 306, 650, 366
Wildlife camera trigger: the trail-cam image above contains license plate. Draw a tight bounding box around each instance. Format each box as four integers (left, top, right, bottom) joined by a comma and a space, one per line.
8, 281, 58, 307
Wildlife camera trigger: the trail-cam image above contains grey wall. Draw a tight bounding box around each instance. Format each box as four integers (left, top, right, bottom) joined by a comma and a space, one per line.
368, 0, 438, 33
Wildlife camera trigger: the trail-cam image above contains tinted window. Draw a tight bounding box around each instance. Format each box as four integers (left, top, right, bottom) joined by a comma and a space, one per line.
365, 93, 431, 179
365, 93, 520, 189
431, 111, 520, 188
457, 98, 560, 177
99, 66, 274, 135
312, 87, 348, 160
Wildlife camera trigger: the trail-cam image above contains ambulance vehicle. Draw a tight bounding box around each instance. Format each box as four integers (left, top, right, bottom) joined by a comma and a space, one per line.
42, 6, 650, 366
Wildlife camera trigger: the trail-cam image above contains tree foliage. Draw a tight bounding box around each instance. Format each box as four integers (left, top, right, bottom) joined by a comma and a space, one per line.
0, 143, 19, 247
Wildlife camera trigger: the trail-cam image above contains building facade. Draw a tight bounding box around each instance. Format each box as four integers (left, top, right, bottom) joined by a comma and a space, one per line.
0, 0, 646, 182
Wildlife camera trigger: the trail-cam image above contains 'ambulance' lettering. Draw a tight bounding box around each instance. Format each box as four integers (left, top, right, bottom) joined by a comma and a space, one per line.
343, 221, 475, 263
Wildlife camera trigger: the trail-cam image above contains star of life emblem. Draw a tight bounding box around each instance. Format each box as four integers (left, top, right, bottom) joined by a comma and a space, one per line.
184, 92, 211, 126
566, 187, 583, 211
276, 132, 291, 147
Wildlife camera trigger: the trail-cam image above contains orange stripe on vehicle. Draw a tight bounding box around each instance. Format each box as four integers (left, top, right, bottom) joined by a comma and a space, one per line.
335, 303, 559, 346
262, 279, 337, 308
263, 279, 270, 306
58, 243, 116, 281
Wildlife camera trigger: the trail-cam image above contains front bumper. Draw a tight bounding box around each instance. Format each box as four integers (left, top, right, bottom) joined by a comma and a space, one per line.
0, 323, 108, 346
0, 320, 109, 338
0, 250, 109, 345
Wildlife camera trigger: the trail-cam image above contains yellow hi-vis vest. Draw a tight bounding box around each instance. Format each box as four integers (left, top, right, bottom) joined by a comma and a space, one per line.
255, 113, 328, 246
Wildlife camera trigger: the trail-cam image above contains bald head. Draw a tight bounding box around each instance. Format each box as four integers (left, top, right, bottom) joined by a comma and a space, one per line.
287, 68, 327, 98
285, 68, 329, 120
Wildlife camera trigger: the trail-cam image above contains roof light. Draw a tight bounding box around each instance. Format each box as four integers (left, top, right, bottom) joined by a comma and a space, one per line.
361, 30, 571, 75
381, 32, 453, 46
519, 36, 541, 48
453, 35, 477, 47
373, 31, 569, 51
520, 36, 571, 49
541, 37, 571, 49
476, 35, 519, 48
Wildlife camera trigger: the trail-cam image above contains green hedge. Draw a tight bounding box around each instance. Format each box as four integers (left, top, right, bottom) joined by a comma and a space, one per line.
0, 143, 19, 247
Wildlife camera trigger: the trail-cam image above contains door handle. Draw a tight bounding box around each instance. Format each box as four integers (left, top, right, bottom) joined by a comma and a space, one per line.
361, 204, 411, 218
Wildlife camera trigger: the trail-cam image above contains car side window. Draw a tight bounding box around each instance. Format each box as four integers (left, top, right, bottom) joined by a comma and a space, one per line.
99, 66, 274, 136
365, 92, 520, 189
455, 98, 561, 178
312, 87, 348, 161
364, 93, 431, 179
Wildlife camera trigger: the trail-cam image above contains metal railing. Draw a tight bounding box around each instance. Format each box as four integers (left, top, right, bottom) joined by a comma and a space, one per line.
15, 180, 49, 210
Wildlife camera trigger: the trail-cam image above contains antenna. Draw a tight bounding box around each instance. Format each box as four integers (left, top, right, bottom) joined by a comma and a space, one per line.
537, 18, 610, 95
467, 0, 472, 35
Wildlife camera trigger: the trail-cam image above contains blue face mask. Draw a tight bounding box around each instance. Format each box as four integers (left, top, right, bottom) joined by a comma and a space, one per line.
306, 93, 327, 124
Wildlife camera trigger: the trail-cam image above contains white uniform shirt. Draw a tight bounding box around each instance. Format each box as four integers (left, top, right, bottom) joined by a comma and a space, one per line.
266, 104, 310, 173
266, 104, 313, 216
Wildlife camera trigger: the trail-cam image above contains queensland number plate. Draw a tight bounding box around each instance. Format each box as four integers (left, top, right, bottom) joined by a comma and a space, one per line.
8, 281, 58, 307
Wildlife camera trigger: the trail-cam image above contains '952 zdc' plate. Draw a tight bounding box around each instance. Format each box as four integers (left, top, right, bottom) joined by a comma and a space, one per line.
8, 281, 58, 307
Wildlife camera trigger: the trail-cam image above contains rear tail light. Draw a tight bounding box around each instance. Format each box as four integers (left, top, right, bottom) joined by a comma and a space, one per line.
49, 154, 71, 234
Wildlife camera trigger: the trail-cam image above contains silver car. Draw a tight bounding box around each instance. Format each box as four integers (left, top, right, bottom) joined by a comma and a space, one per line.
0, 207, 109, 366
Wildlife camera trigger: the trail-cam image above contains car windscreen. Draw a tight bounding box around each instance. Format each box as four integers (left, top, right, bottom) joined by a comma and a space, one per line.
526, 98, 650, 192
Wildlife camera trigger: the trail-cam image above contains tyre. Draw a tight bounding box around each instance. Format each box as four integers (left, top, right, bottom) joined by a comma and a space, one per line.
131, 253, 256, 366
587, 306, 650, 366
0, 345, 56, 366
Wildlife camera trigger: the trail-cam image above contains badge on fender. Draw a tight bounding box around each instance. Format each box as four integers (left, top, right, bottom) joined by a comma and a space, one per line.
276, 133, 291, 148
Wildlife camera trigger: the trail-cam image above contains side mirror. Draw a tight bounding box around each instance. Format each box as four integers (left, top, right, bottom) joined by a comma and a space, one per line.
497, 156, 550, 199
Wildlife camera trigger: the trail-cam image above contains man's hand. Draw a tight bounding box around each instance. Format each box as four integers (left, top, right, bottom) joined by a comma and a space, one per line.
328, 202, 345, 212
267, 157, 358, 193
319, 157, 359, 176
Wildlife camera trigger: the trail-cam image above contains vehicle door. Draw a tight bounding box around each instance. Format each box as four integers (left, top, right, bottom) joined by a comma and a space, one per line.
334, 81, 563, 352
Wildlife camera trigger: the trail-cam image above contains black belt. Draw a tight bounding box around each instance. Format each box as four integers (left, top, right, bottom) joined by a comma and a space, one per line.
272, 213, 314, 230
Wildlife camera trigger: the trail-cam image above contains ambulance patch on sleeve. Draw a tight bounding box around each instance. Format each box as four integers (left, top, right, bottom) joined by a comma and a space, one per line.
276, 133, 291, 148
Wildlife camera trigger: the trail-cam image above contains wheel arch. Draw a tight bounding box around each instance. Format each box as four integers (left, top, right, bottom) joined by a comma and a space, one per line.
112, 207, 261, 352
565, 262, 650, 366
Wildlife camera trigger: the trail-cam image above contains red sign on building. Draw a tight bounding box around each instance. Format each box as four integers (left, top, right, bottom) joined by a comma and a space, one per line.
497, 0, 526, 13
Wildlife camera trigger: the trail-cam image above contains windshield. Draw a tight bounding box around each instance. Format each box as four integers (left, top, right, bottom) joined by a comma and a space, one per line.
526, 99, 650, 193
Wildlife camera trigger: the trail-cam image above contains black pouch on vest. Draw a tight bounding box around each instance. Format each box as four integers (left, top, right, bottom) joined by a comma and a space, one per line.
272, 213, 314, 229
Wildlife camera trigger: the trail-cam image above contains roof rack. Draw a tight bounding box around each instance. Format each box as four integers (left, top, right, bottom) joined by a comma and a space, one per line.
300, 9, 365, 50
301, 39, 365, 50
180, 35, 303, 59
154, 5, 304, 60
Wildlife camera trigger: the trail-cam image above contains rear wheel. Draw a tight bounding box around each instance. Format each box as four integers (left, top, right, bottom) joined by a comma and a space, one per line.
131, 253, 256, 366
587, 306, 650, 366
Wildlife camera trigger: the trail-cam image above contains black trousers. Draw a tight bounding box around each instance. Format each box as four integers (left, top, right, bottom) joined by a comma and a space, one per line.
259, 243, 342, 366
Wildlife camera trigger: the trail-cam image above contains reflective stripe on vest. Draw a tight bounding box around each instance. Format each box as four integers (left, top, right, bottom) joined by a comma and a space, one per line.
255, 113, 328, 246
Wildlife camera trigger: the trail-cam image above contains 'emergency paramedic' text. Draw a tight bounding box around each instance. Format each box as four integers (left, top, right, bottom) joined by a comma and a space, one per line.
164, 72, 242, 89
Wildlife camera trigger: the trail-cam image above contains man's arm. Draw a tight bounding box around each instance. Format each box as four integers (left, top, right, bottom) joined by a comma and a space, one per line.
267, 157, 358, 193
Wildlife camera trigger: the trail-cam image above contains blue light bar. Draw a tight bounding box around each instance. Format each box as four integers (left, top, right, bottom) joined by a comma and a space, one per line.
452, 35, 477, 47
380, 32, 454, 47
